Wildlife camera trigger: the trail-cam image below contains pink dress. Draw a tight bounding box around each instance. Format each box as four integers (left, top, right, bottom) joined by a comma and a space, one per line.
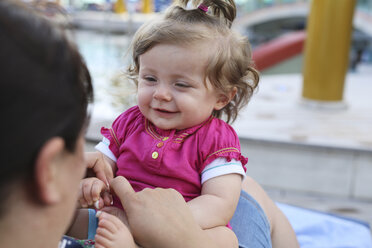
98, 106, 247, 208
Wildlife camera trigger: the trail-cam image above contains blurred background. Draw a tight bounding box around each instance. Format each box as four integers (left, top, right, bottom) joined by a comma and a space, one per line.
26, 0, 372, 234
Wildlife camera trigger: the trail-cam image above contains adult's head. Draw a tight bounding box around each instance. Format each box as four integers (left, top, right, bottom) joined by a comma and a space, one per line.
0, 0, 92, 246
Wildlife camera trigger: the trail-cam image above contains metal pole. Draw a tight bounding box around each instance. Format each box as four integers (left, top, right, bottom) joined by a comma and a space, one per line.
302, 0, 356, 103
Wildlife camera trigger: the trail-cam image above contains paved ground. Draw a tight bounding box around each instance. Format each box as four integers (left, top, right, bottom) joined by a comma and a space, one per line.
233, 68, 372, 152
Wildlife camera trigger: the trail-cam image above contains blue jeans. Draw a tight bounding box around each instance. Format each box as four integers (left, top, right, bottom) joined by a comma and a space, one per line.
230, 190, 272, 248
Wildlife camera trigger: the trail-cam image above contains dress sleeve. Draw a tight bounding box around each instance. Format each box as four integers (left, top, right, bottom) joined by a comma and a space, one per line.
100, 106, 141, 158
198, 118, 248, 174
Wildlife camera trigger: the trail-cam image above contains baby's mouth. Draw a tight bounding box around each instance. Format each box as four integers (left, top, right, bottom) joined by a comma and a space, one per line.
154, 108, 175, 113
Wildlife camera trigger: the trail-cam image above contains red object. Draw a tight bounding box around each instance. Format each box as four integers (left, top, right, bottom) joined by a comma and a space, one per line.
252, 30, 306, 71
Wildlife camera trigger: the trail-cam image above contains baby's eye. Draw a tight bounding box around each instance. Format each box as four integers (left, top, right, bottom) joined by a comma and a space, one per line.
145, 76, 157, 82
175, 82, 190, 88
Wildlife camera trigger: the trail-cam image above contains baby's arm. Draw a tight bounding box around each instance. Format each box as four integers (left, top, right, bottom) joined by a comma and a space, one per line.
187, 173, 242, 229
83, 151, 117, 208
86, 151, 117, 183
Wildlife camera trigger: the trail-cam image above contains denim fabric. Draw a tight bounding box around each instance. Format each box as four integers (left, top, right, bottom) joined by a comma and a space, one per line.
231, 191, 272, 248
87, 209, 98, 240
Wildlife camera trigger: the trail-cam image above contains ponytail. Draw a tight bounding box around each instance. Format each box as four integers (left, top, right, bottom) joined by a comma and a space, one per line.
167, 0, 236, 27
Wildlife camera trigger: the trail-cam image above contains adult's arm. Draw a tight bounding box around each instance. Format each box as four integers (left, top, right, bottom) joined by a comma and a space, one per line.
110, 176, 220, 248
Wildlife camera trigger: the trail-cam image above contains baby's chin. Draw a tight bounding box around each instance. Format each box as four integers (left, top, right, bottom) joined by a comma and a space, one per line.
150, 119, 181, 130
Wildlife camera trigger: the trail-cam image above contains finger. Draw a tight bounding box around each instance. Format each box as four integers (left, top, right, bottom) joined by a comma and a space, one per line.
86, 152, 112, 186
94, 242, 105, 248
102, 191, 113, 206
98, 212, 124, 231
82, 181, 94, 206
79, 198, 88, 208
95, 230, 113, 248
91, 179, 107, 202
96, 225, 115, 238
92, 159, 108, 186
96, 153, 114, 186
109, 176, 135, 210
94, 198, 105, 210
78, 182, 88, 207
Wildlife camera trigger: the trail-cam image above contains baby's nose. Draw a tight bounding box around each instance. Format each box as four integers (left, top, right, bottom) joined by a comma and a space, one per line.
154, 84, 172, 101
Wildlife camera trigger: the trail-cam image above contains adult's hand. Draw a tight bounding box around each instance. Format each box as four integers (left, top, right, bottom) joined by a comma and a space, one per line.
109, 176, 217, 248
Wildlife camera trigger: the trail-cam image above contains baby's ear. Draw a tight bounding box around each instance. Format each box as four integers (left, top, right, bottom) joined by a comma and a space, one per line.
214, 87, 237, 110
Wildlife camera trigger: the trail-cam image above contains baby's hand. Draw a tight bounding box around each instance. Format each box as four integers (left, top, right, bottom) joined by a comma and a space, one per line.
86, 152, 115, 187
78, 177, 112, 209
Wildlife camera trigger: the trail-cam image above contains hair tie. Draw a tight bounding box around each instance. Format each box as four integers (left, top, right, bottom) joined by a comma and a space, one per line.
198, 3, 208, 13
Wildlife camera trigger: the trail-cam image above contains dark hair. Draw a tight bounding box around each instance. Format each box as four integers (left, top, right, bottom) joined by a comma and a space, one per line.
127, 0, 259, 123
0, 0, 93, 214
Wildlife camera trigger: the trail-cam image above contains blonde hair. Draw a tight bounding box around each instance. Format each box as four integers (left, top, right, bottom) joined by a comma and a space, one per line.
127, 0, 259, 123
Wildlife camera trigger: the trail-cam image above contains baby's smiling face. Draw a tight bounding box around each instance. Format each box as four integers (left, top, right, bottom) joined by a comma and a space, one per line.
137, 43, 226, 130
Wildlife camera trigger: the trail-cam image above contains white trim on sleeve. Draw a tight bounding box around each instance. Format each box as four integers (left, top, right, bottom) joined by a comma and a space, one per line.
95, 138, 117, 162
201, 158, 245, 184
